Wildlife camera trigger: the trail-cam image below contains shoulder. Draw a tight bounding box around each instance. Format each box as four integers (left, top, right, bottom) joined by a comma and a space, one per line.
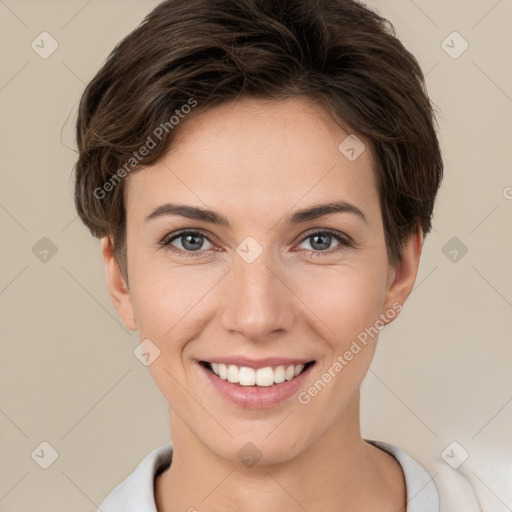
397, 441, 508, 512
365, 439, 484, 512
367, 439, 440, 511
97, 443, 173, 512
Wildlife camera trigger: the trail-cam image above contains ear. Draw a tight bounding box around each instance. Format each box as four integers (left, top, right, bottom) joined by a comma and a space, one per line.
380, 226, 424, 325
101, 237, 138, 331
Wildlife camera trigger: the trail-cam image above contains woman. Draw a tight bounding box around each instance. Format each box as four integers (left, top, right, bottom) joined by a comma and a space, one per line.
73, 0, 479, 510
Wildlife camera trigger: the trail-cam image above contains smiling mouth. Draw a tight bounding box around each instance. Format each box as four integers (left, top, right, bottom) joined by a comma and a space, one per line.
200, 360, 316, 387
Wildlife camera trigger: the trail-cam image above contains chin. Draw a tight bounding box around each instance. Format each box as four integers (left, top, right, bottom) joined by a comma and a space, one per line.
205, 428, 311, 468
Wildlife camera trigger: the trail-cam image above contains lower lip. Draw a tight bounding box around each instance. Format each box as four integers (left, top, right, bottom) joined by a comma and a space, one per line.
198, 362, 315, 409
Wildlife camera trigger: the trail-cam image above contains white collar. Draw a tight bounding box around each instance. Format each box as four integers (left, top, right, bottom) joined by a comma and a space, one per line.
98, 439, 440, 511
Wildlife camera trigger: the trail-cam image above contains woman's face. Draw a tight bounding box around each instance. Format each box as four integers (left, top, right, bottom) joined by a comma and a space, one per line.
108, 97, 418, 465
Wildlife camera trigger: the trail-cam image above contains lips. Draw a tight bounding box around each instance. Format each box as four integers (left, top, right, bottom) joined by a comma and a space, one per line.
198, 358, 317, 408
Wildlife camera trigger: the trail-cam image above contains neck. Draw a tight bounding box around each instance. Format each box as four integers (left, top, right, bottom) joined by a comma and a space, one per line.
155, 391, 406, 512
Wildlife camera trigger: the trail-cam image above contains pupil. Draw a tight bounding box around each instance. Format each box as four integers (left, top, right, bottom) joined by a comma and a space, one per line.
183, 234, 202, 251
312, 234, 330, 250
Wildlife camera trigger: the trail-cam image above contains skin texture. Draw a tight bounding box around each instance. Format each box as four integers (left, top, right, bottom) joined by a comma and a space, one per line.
102, 97, 423, 511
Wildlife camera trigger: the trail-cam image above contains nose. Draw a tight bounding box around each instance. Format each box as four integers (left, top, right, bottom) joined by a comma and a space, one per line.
219, 248, 294, 341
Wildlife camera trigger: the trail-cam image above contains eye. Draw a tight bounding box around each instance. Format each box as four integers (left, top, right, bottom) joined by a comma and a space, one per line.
160, 228, 354, 258
297, 229, 351, 256
162, 230, 215, 256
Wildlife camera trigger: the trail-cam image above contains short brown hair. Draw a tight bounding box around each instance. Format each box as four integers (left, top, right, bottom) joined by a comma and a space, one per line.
74, 0, 443, 277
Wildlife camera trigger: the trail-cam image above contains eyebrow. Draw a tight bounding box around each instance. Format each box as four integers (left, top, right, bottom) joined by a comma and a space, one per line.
144, 200, 368, 226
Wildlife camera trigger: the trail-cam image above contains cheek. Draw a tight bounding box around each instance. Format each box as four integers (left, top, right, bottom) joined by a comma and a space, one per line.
291, 262, 388, 346
128, 264, 219, 402
293, 267, 387, 419
129, 258, 222, 345
129, 226, 389, 342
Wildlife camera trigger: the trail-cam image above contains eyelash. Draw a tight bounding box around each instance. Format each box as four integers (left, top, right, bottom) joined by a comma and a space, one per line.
160, 229, 354, 258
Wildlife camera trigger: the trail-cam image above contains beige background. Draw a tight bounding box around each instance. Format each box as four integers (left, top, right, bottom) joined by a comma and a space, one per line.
1, 0, 511, 510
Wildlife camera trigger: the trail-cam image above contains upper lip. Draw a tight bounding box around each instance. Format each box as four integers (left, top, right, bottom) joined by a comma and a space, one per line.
199, 356, 315, 368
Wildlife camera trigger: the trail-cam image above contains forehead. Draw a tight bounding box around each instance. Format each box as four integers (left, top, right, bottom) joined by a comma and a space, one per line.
125, 97, 379, 226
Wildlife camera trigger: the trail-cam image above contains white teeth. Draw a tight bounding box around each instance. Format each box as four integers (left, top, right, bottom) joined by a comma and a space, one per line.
274, 365, 286, 383
227, 364, 239, 383
239, 366, 256, 386
294, 364, 305, 376
256, 367, 274, 386
208, 362, 309, 386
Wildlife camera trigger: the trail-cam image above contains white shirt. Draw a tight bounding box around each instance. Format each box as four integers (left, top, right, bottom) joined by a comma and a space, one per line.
97, 439, 483, 511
